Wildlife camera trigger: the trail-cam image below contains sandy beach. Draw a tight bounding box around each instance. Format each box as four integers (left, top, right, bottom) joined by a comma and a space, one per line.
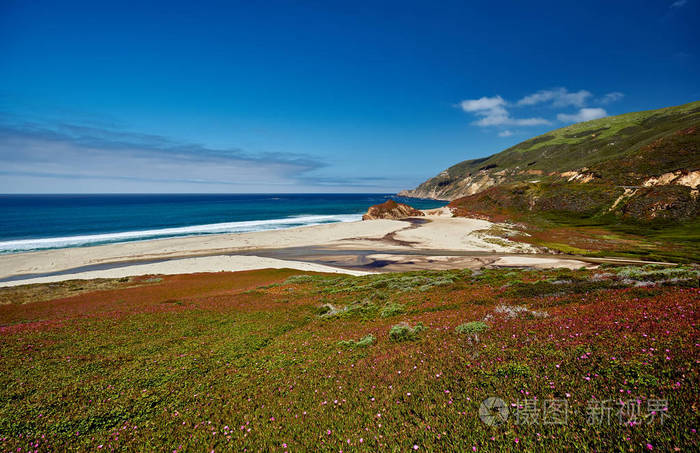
0, 210, 596, 287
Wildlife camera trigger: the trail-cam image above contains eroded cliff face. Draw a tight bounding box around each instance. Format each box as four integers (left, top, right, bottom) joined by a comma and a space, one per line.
401, 168, 700, 214
399, 167, 599, 201
643, 170, 700, 190
398, 170, 503, 201
607, 170, 700, 220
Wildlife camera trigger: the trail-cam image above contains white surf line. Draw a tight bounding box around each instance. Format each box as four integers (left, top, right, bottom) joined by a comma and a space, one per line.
0, 214, 362, 253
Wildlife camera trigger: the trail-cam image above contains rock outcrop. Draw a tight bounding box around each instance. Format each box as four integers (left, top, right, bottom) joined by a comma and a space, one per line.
362, 200, 425, 220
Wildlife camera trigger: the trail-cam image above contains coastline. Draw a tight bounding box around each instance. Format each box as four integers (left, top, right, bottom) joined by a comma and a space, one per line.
0, 210, 598, 287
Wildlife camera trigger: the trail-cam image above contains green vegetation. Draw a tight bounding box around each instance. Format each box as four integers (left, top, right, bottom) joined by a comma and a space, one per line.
455, 320, 488, 334
406, 100, 699, 201
495, 363, 532, 377
519, 100, 700, 151
318, 299, 378, 320
615, 264, 700, 281
402, 101, 700, 261
284, 274, 326, 285
380, 302, 405, 318
291, 269, 472, 295
519, 213, 700, 263
0, 266, 697, 451
388, 322, 427, 342
338, 334, 376, 348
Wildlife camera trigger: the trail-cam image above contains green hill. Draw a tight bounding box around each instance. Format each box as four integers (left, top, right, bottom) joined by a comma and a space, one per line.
401, 101, 699, 220
400, 101, 700, 261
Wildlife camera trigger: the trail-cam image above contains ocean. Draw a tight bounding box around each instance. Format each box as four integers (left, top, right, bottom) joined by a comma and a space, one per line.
0, 194, 445, 254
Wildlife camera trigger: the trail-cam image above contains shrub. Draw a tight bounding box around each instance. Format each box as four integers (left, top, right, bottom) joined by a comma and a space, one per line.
374, 291, 389, 301
380, 303, 405, 318
456, 321, 489, 334
284, 275, 323, 284
343, 299, 377, 317
338, 334, 376, 348
311, 270, 471, 295
494, 304, 548, 319
318, 300, 377, 319
317, 304, 338, 316
389, 322, 427, 342
616, 265, 699, 282
418, 278, 455, 292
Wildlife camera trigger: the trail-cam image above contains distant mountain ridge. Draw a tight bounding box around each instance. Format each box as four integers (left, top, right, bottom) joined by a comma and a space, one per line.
400, 101, 699, 223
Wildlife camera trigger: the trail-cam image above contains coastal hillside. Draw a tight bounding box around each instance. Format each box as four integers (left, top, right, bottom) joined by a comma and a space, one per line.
400, 101, 699, 223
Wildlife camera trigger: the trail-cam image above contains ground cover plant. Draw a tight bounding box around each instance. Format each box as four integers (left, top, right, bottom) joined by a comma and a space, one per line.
508, 214, 700, 263
455, 321, 489, 334
0, 265, 698, 451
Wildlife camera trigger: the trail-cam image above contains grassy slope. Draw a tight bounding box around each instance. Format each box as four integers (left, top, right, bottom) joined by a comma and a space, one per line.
513, 212, 700, 263
422, 102, 700, 262
1, 268, 698, 451
414, 100, 700, 195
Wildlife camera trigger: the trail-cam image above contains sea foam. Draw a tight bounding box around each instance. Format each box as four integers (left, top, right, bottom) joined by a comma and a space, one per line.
0, 214, 361, 253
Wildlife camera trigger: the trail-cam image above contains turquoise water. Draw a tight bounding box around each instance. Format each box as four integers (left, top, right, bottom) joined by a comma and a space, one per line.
0, 194, 445, 253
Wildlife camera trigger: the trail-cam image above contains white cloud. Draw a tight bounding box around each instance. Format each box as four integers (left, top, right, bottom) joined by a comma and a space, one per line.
509, 117, 551, 126
459, 95, 550, 127
460, 95, 507, 112
0, 120, 330, 193
600, 92, 624, 104
517, 88, 592, 108
459, 87, 622, 131
557, 108, 608, 123
671, 0, 687, 8
471, 112, 550, 127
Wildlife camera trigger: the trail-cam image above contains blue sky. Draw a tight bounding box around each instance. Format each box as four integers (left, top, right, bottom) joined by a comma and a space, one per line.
0, 0, 697, 193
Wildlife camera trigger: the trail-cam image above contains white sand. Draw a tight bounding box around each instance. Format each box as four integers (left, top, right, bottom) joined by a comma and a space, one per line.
0, 215, 566, 287
0, 255, 371, 287
492, 256, 595, 269
0, 219, 405, 280
395, 217, 508, 251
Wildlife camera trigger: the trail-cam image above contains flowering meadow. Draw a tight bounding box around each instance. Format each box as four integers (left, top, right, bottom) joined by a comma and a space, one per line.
0, 265, 698, 451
